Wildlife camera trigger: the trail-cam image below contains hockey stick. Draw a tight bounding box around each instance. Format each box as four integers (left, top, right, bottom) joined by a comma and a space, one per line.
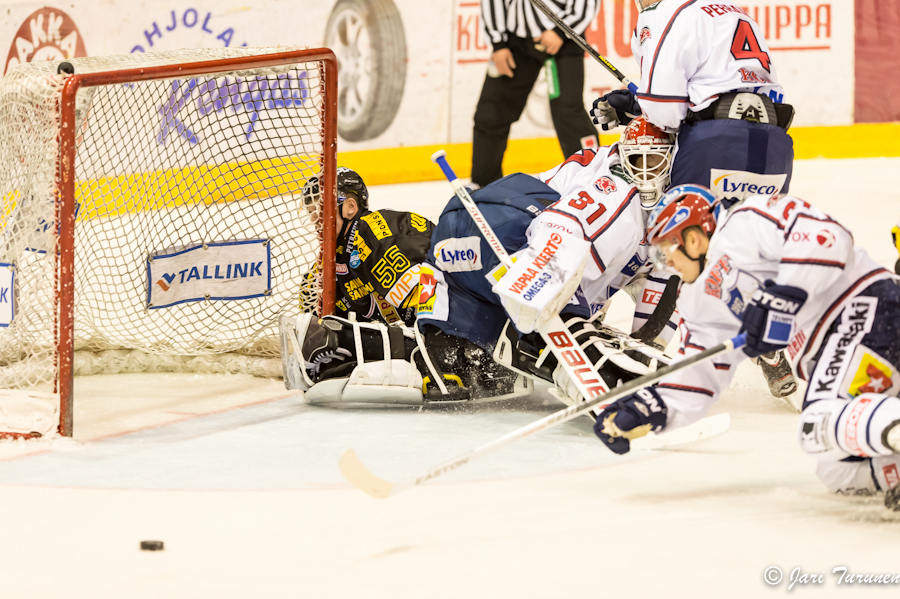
528, 0, 638, 94
633, 275, 681, 345
339, 334, 743, 498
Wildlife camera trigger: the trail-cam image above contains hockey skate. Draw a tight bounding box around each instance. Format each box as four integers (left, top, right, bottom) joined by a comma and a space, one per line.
758, 350, 798, 398
417, 325, 532, 404
885, 484, 900, 512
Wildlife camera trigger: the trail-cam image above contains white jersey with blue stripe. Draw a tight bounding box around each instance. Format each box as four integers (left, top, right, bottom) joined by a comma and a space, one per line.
632, 0, 786, 130
534, 146, 653, 312
655, 193, 895, 431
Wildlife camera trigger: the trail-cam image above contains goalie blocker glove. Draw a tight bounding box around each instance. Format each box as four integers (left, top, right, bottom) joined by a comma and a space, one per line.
594, 387, 668, 454
590, 89, 641, 131
739, 280, 808, 359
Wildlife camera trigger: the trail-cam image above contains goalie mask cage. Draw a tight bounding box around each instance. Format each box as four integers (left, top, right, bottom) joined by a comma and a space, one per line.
0, 47, 337, 438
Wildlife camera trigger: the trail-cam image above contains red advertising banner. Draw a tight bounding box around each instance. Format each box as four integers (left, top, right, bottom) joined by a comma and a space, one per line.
855, 0, 900, 122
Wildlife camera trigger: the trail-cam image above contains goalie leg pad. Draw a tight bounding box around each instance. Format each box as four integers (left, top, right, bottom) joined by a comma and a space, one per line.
286, 314, 425, 405
280, 313, 315, 391
304, 359, 424, 406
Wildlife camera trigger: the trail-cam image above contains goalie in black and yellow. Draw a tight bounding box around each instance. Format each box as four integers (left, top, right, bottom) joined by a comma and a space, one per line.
280, 167, 531, 406
302, 167, 434, 326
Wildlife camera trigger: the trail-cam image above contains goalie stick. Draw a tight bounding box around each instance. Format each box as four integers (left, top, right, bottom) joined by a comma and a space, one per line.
339, 334, 744, 498
528, 0, 638, 94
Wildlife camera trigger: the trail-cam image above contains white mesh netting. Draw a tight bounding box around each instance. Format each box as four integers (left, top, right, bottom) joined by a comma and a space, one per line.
0, 47, 331, 403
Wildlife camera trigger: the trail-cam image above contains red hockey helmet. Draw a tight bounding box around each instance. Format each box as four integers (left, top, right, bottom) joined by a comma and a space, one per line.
648, 184, 719, 248
618, 116, 675, 210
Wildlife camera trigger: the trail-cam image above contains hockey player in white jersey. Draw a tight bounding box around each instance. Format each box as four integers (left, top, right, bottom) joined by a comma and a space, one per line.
592, 0, 794, 200
589, 0, 797, 399
591, 184, 900, 507
419, 117, 680, 400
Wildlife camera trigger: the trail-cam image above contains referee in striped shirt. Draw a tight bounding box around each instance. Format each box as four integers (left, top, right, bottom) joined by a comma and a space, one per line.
472, 0, 600, 188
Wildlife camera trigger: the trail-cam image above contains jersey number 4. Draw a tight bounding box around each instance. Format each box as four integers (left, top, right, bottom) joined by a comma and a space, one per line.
731, 20, 771, 72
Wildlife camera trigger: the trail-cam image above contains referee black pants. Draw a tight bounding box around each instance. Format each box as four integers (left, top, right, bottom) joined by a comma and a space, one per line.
471, 37, 597, 188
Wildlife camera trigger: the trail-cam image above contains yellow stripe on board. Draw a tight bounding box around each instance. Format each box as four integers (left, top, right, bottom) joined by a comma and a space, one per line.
75, 155, 320, 219
339, 123, 900, 186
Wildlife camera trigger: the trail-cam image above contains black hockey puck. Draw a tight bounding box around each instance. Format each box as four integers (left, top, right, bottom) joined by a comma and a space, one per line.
57, 62, 74, 75
140, 540, 164, 551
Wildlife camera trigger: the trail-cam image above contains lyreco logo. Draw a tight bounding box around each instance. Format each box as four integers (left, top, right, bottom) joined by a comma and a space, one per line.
711, 169, 787, 201
5, 8, 87, 74
433, 236, 482, 272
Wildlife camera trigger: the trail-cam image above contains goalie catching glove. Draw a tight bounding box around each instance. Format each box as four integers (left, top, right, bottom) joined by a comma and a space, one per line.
593, 388, 668, 454
491, 223, 590, 334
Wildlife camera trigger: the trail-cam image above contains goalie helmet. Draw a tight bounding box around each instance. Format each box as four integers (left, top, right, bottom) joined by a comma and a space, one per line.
617, 116, 675, 210
300, 167, 370, 224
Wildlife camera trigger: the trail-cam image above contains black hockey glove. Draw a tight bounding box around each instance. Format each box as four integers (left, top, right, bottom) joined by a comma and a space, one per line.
590, 89, 641, 131
594, 388, 668, 455
739, 280, 808, 359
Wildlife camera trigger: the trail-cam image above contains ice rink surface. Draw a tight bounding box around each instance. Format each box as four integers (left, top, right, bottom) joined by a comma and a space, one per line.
1, 158, 899, 598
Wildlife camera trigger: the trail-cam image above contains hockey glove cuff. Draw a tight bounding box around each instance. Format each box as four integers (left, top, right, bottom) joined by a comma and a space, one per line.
590, 89, 641, 131
594, 388, 668, 455
740, 280, 808, 359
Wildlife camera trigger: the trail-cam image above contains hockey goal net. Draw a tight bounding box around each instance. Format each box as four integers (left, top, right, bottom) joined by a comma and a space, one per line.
0, 47, 337, 437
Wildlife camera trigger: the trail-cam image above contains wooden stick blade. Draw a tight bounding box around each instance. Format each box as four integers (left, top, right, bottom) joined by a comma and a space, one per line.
339, 449, 394, 499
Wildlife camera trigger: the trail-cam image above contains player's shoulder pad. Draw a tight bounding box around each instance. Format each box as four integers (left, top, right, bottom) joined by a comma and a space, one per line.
725, 193, 796, 226
358, 210, 395, 240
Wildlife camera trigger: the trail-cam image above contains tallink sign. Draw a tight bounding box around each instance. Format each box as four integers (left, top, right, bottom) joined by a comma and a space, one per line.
147, 239, 271, 309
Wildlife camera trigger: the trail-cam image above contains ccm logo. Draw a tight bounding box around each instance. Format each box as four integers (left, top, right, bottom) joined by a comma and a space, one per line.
547, 330, 607, 398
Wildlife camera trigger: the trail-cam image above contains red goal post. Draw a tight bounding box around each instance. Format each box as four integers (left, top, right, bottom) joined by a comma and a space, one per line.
0, 47, 338, 437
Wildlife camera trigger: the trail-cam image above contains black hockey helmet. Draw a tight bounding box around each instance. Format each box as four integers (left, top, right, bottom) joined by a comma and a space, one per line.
300, 167, 369, 222
336, 166, 368, 211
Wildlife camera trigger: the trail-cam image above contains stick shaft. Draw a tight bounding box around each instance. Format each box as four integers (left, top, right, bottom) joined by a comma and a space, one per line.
412, 334, 745, 486
529, 0, 638, 94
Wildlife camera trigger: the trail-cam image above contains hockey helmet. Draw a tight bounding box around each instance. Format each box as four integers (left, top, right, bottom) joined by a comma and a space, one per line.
336, 166, 369, 211
618, 116, 675, 210
300, 166, 369, 224
647, 184, 719, 267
